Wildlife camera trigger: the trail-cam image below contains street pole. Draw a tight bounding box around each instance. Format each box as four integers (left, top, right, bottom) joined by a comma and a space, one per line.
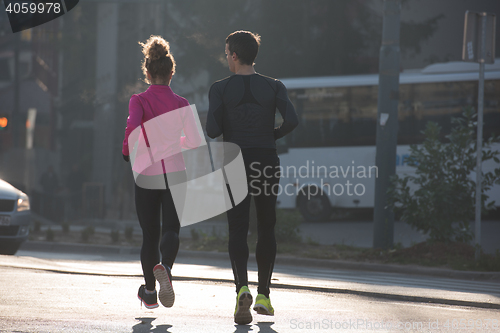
373, 0, 401, 249
92, 2, 119, 214
12, 32, 20, 148
474, 13, 487, 262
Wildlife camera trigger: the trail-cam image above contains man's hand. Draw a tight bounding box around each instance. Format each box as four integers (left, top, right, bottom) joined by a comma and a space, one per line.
123, 154, 130, 162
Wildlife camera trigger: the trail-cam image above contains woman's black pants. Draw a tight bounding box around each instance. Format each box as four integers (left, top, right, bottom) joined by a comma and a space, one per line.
134, 170, 186, 291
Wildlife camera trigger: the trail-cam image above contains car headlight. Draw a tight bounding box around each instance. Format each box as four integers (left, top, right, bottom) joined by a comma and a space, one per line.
17, 194, 30, 211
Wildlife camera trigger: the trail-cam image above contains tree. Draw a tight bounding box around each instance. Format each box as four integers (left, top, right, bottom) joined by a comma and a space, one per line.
388, 107, 500, 243
162, 0, 444, 82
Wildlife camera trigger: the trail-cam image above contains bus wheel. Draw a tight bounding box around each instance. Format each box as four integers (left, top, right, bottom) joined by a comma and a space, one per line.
298, 191, 331, 222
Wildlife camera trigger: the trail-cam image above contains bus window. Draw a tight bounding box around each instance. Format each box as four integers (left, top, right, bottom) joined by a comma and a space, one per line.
350, 85, 378, 146
290, 86, 360, 147
404, 80, 499, 144
287, 79, 500, 148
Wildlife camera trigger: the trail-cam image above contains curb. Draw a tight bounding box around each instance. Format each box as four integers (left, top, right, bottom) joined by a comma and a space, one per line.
21, 241, 141, 255
20, 241, 500, 281
274, 256, 500, 281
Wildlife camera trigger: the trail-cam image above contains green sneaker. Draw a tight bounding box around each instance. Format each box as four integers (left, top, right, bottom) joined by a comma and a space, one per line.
253, 294, 274, 316
234, 286, 253, 325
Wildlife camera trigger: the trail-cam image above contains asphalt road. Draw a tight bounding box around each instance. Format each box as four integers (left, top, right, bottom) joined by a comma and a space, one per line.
0, 251, 499, 332
1, 265, 499, 333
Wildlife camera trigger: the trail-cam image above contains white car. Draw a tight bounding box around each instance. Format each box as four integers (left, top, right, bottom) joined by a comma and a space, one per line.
0, 179, 30, 255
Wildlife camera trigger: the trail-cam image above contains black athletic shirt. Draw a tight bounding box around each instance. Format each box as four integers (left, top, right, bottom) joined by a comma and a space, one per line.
206, 73, 299, 149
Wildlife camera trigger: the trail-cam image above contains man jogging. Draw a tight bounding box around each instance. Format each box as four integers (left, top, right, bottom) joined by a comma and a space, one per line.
206, 30, 298, 325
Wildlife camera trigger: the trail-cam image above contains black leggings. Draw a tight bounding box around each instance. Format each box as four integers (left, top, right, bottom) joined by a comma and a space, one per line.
227, 148, 280, 298
134, 170, 187, 291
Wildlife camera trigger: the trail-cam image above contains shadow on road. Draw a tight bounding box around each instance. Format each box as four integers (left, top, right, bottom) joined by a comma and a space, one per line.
233, 321, 277, 333
256, 321, 278, 332
133, 317, 172, 333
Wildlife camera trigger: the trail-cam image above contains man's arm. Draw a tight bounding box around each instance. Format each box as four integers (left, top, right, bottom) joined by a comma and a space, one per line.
274, 80, 299, 140
206, 83, 224, 139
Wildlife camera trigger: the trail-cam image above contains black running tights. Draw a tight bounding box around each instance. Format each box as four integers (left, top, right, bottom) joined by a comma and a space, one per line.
135, 182, 181, 291
227, 148, 280, 298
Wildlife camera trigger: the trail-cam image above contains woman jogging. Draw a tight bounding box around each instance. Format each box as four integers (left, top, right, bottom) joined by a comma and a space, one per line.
206, 30, 299, 325
122, 35, 200, 309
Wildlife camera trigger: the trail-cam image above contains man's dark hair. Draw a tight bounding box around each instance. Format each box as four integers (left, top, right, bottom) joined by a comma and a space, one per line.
226, 31, 261, 66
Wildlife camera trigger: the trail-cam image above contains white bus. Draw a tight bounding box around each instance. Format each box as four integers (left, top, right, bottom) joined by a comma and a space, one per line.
276, 60, 500, 221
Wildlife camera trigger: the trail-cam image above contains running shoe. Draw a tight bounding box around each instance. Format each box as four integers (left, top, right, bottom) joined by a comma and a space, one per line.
253, 294, 274, 315
153, 263, 175, 308
137, 285, 159, 309
234, 286, 253, 325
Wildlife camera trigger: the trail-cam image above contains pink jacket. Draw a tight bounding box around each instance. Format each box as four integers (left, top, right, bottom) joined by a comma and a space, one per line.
122, 84, 201, 175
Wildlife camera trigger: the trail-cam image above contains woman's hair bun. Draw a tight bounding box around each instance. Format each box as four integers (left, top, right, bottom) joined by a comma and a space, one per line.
148, 40, 170, 61
140, 35, 171, 61
139, 35, 176, 84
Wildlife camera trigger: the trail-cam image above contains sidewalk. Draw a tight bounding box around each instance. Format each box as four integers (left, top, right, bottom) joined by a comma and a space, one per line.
15, 240, 500, 311
29, 213, 500, 282
32, 213, 500, 254
24, 213, 500, 310
19, 240, 500, 281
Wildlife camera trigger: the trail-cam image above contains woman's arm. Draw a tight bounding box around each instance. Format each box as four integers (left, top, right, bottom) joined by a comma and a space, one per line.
122, 95, 144, 156
180, 103, 202, 149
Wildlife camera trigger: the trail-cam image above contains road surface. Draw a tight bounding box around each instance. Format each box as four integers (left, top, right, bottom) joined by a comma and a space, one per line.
0, 251, 499, 332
